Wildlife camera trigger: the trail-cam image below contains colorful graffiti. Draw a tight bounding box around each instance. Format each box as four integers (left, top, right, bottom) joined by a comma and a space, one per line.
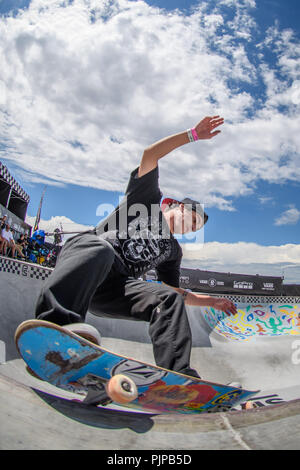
204, 303, 300, 341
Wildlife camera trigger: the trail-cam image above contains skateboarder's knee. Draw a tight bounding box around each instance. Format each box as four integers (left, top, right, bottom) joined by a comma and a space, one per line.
91, 238, 115, 264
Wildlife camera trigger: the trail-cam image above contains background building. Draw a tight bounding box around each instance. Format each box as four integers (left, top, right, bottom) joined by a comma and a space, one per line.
0, 161, 31, 236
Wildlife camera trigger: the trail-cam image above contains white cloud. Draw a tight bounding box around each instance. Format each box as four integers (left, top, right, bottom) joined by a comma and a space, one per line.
24, 213, 300, 283
26, 213, 300, 265
0, 0, 299, 212
259, 196, 274, 205
25, 215, 93, 243
274, 207, 300, 226
182, 241, 300, 264
181, 240, 300, 283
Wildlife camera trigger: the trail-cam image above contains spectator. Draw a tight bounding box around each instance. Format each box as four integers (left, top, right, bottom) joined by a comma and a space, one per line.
15, 234, 27, 260
0, 216, 9, 256
0, 215, 7, 229
0, 234, 4, 255
1, 224, 14, 256
23, 234, 30, 258
0, 224, 25, 259
19, 233, 30, 258
0, 216, 5, 254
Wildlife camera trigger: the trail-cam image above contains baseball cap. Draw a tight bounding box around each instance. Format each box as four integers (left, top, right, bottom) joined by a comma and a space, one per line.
161, 197, 208, 225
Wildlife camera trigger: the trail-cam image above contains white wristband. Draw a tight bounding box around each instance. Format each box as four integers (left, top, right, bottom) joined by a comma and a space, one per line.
187, 129, 194, 143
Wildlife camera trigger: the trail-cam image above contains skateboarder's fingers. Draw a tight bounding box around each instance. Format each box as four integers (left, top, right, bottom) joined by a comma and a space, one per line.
213, 298, 237, 315
221, 300, 237, 316
226, 302, 237, 316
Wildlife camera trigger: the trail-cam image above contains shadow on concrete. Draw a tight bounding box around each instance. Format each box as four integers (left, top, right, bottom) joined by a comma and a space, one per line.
33, 387, 156, 434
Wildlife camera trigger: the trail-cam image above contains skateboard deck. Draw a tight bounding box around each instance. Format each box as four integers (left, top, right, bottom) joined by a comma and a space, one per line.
15, 320, 258, 414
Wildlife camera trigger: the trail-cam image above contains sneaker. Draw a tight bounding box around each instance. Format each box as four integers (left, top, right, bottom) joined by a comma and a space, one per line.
63, 323, 101, 346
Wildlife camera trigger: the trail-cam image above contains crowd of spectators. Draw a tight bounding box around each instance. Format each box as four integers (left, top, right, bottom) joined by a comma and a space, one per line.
0, 215, 28, 260
0, 215, 59, 267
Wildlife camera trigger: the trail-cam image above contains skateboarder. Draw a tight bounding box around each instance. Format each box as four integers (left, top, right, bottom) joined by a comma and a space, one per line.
35, 115, 237, 378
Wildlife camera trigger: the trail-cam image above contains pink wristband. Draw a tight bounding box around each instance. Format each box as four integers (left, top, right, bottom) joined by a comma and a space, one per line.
191, 128, 199, 141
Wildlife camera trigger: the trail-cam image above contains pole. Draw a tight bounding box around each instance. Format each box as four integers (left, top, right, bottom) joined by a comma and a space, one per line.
33, 186, 47, 232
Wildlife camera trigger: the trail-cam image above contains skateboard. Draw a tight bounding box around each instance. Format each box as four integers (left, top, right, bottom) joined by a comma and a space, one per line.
15, 320, 258, 414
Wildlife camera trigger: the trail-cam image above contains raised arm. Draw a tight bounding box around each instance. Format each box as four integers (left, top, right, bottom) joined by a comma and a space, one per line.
138, 116, 224, 177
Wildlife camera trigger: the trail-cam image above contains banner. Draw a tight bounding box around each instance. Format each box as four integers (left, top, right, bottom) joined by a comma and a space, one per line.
179, 268, 283, 295
145, 268, 283, 295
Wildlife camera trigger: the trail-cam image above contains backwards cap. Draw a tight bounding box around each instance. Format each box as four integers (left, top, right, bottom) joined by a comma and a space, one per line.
161, 197, 208, 225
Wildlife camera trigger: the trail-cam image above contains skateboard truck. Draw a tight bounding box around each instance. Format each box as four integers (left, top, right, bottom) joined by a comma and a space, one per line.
78, 373, 112, 406
78, 373, 138, 407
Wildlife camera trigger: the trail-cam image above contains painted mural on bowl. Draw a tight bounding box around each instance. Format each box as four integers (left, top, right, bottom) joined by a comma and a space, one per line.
204, 303, 300, 341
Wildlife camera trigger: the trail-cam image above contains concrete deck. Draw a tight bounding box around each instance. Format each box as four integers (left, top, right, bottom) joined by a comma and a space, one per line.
1, 255, 300, 450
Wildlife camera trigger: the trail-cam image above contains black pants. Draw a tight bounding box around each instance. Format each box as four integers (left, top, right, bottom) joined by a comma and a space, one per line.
36, 231, 198, 377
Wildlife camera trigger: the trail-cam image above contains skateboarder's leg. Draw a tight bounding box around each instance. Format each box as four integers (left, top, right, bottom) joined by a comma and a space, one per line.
149, 288, 199, 378
91, 279, 199, 378
35, 231, 115, 325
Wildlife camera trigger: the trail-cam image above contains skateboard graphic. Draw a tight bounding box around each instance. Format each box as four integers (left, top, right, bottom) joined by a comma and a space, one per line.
15, 320, 258, 414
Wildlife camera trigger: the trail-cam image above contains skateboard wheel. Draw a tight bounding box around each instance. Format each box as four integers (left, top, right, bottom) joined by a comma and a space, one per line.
106, 374, 138, 404
242, 401, 254, 410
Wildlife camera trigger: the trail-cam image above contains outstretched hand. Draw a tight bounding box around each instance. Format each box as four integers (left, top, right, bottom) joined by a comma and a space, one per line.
194, 116, 224, 140
211, 298, 237, 316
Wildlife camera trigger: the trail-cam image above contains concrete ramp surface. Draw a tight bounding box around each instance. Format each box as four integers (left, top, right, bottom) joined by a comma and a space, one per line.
1, 255, 300, 450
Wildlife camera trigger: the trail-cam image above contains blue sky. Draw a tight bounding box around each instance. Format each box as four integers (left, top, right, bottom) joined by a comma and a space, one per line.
1, 0, 300, 281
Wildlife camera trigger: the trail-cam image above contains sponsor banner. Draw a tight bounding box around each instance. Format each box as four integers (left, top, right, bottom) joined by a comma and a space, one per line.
178, 267, 283, 295
282, 284, 300, 296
